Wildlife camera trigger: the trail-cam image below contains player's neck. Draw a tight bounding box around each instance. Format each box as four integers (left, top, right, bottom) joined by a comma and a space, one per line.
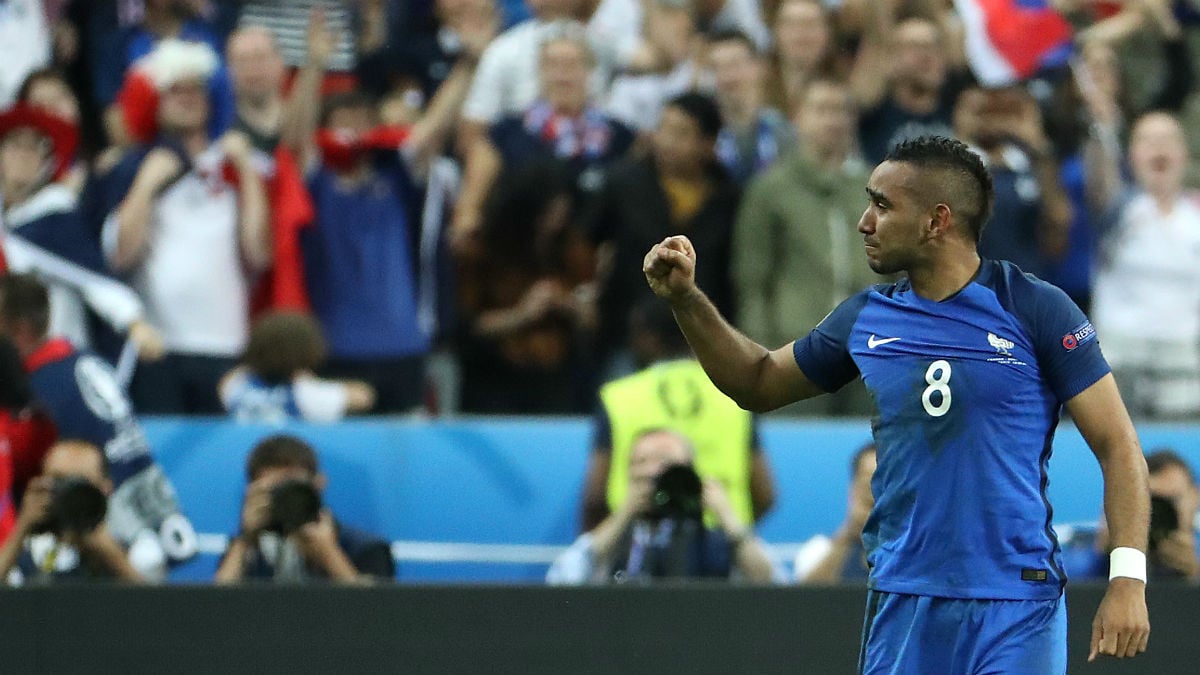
908, 250, 982, 302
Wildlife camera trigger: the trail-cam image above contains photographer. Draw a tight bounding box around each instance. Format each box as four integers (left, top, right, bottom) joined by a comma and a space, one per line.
0, 440, 142, 584
215, 435, 393, 584
548, 429, 779, 585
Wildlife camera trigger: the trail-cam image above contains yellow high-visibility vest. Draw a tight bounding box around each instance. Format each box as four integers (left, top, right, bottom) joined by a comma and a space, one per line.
600, 359, 755, 526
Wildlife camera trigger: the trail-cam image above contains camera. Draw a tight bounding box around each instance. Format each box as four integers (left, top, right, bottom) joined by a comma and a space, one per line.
32, 477, 108, 535
1149, 494, 1181, 553
266, 479, 321, 536
650, 464, 703, 521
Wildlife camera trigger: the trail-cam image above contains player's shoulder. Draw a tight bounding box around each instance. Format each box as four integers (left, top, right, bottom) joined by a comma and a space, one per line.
977, 259, 1081, 323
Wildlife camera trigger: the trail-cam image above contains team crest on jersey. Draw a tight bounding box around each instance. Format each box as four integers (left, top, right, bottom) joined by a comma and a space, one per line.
1062, 321, 1097, 351
987, 332, 1015, 356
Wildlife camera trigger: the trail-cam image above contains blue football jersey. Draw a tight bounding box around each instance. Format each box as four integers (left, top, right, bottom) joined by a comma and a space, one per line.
793, 259, 1109, 600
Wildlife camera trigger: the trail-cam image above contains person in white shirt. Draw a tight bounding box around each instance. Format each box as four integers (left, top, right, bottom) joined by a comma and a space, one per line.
220, 311, 375, 423
1086, 110, 1200, 419
100, 39, 271, 414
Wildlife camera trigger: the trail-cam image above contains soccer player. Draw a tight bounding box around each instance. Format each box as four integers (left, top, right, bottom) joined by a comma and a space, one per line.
643, 136, 1150, 673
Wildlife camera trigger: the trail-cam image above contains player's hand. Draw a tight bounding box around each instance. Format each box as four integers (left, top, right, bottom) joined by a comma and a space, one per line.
643, 235, 699, 305
1089, 576, 1150, 661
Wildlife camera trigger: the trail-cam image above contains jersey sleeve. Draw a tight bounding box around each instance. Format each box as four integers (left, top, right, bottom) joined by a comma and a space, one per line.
791, 290, 869, 393
1021, 279, 1111, 403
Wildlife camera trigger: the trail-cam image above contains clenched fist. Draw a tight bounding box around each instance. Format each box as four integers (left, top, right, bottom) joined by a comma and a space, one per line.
643, 235, 700, 305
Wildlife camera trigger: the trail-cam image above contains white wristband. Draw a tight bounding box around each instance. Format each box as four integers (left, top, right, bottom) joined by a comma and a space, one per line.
1109, 547, 1147, 583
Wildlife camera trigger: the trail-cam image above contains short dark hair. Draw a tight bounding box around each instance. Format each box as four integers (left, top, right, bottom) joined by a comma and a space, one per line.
1147, 449, 1196, 485
0, 273, 50, 338
884, 136, 994, 242
664, 92, 723, 139
246, 435, 319, 481
243, 311, 328, 384
320, 89, 377, 127
707, 29, 758, 56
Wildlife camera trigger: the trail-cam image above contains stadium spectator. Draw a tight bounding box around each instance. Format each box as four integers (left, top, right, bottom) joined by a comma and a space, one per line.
794, 442, 875, 583
95, 39, 270, 414
0, 104, 165, 360
852, 9, 968, 163
579, 298, 775, 530
0, 273, 196, 579
604, 0, 702, 134
459, 0, 591, 136
14, 68, 87, 190
287, 9, 480, 412
590, 0, 770, 68
0, 440, 144, 584
215, 434, 394, 583
587, 92, 738, 373
952, 85, 1071, 278
452, 25, 635, 248
763, 0, 840, 115
1086, 110, 1200, 419
548, 428, 779, 584
224, 25, 289, 154
219, 311, 376, 423
707, 30, 796, 185
731, 78, 879, 415
455, 161, 598, 413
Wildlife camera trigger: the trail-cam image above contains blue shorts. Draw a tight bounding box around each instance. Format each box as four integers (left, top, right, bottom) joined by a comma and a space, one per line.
858, 590, 1066, 675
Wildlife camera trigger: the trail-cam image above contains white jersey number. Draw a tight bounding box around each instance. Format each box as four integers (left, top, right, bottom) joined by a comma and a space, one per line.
921, 360, 953, 417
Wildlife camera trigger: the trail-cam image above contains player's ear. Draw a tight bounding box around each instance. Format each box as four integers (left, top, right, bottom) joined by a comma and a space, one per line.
928, 203, 953, 238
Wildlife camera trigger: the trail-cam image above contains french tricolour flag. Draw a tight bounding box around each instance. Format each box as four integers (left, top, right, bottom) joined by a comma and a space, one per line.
954, 0, 1074, 86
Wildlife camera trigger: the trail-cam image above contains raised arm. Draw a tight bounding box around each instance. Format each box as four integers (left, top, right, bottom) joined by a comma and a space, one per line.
221, 131, 272, 272
280, 9, 334, 168
1065, 373, 1150, 662
643, 235, 823, 412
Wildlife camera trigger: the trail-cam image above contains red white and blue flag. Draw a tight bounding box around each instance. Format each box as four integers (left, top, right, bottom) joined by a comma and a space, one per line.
954, 0, 1074, 86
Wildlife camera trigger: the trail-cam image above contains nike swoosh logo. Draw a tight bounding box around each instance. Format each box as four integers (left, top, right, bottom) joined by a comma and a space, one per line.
868, 335, 902, 349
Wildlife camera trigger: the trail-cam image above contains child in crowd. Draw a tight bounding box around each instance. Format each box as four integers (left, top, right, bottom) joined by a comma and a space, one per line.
219, 311, 375, 423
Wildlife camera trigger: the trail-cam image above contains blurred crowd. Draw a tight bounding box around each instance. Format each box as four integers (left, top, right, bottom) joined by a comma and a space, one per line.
0, 0, 1199, 424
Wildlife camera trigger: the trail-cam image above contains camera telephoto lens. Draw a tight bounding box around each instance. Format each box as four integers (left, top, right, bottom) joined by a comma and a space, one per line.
650, 465, 704, 521
267, 480, 322, 536
32, 477, 108, 536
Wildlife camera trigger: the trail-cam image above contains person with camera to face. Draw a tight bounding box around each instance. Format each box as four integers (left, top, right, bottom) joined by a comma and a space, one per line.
0, 440, 142, 584
548, 428, 779, 584
215, 435, 393, 584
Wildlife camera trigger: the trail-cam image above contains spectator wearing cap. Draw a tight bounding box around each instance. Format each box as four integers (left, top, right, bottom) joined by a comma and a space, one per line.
94, 39, 270, 414
585, 92, 739, 374
0, 103, 164, 362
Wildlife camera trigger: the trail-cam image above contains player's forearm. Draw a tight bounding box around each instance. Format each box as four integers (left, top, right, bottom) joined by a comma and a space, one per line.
1099, 441, 1151, 553
669, 290, 777, 411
